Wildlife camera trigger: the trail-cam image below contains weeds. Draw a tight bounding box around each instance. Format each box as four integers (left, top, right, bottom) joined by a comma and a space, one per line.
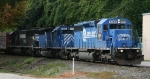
24, 61, 67, 77
24, 57, 34, 64
0, 56, 68, 78
8, 60, 17, 65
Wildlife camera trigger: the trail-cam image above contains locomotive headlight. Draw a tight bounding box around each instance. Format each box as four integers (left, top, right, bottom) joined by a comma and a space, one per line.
118, 19, 120, 24
120, 49, 123, 52
137, 50, 139, 52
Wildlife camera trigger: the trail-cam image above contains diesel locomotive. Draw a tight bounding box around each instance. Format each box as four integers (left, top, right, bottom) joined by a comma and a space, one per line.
0, 17, 144, 65
73, 17, 143, 65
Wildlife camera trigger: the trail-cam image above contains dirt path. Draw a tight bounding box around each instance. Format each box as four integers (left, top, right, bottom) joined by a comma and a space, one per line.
0, 73, 45, 79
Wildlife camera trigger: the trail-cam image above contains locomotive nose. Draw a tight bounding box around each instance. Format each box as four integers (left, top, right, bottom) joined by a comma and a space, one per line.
112, 29, 132, 48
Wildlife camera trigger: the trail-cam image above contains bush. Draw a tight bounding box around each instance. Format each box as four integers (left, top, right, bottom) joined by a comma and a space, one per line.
24, 57, 35, 64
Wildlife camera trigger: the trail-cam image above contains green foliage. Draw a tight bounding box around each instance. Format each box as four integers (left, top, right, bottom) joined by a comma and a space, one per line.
25, 61, 67, 76
24, 57, 35, 64
36, 61, 65, 76
8, 60, 17, 65
1, 0, 150, 36
0, 0, 27, 31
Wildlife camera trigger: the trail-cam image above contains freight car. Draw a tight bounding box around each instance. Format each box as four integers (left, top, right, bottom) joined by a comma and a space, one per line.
0, 32, 10, 53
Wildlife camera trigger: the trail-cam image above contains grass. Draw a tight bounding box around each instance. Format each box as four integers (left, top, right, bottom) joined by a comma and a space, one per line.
22, 61, 67, 77
0, 69, 10, 73
8, 60, 17, 64
24, 57, 35, 64
0, 56, 68, 78
86, 71, 116, 79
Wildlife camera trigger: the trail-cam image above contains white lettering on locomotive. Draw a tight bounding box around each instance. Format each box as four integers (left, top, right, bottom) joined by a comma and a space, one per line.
117, 34, 131, 41
20, 34, 26, 38
83, 28, 96, 42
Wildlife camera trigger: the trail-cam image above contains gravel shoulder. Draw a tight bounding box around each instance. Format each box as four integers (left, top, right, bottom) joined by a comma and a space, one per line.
0, 73, 45, 79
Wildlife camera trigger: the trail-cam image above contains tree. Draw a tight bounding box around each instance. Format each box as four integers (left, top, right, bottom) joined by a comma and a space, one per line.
0, 0, 26, 31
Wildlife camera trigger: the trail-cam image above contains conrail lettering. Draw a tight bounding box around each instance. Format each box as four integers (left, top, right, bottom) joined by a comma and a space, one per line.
117, 34, 131, 41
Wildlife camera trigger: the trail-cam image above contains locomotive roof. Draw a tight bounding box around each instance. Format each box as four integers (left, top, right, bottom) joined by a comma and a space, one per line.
97, 18, 132, 25
52, 26, 59, 32
52, 25, 73, 32
39, 27, 53, 31
74, 20, 101, 27
97, 19, 107, 24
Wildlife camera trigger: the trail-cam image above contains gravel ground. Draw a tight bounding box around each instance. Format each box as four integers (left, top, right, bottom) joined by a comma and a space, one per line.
35, 59, 150, 79
60, 60, 150, 79
0, 57, 150, 79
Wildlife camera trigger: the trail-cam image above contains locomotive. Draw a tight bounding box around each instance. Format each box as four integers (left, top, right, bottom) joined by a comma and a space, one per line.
0, 17, 144, 65
6, 27, 54, 56
73, 17, 143, 65
41, 25, 74, 58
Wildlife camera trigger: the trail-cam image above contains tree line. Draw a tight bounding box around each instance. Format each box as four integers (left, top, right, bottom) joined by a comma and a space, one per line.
0, 0, 150, 36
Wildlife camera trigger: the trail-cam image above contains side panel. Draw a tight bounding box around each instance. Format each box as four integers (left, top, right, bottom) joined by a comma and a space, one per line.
0, 32, 7, 50
39, 34, 46, 48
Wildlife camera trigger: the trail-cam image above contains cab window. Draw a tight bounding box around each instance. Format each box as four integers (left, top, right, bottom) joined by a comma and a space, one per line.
118, 24, 125, 29
62, 30, 73, 34
110, 24, 117, 29
127, 24, 132, 29
104, 25, 108, 30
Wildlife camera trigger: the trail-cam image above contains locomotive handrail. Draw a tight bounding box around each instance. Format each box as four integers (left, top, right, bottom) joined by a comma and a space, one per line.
135, 30, 141, 44
105, 30, 109, 41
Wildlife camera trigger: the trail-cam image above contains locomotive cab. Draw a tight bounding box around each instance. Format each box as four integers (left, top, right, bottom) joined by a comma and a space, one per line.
97, 17, 144, 65
51, 25, 74, 58
52, 25, 74, 48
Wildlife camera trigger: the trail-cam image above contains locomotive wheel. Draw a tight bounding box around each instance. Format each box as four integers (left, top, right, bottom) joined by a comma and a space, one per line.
33, 50, 41, 57
108, 59, 114, 64
114, 61, 119, 65
4, 50, 9, 55
31, 51, 36, 57
27, 49, 33, 56
102, 58, 105, 64
66, 51, 71, 59
102, 57, 108, 64
21, 49, 26, 56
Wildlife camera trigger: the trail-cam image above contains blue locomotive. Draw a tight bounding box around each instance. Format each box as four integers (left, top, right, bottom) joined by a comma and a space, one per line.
40, 25, 74, 58
73, 17, 143, 65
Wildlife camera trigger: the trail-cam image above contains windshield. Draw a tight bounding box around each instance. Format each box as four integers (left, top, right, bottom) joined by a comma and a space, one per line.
118, 24, 125, 29
62, 30, 73, 34
110, 24, 117, 29
127, 24, 132, 29
110, 24, 125, 29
